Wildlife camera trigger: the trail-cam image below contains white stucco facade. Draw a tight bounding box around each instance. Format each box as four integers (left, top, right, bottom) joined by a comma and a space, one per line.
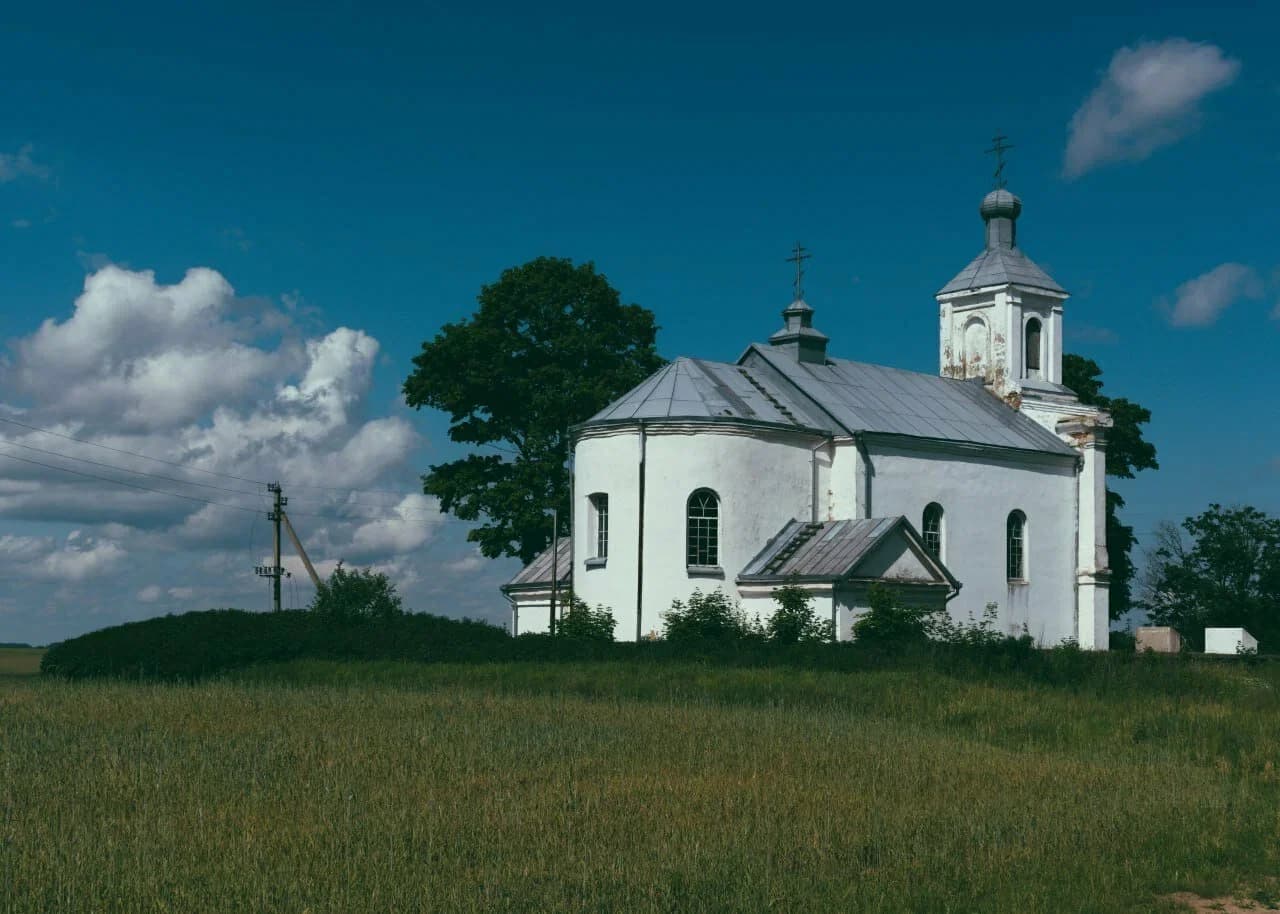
504, 183, 1112, 649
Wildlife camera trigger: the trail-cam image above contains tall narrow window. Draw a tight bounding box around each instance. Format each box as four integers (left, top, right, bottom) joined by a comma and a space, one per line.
1007, 510, 1026, 581
1025, 318, 1042, 375
922, 503, 944, 560
589, 493, 608, 559
686, 489, 719, 567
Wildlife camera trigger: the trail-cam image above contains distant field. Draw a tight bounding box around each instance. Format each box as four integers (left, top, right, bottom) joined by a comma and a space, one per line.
0, 647, 44, 675
5, 659, 1280, 913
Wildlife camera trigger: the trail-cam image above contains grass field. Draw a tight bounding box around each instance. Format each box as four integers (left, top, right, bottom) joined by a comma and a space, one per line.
0, 647, 44, 676
4, 658, 1280, 913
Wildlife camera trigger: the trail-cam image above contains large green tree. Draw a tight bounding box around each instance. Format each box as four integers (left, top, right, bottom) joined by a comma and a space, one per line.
1141, 504, 1280, 650
404, 257, 664, 563
1062, 354, 1158, 619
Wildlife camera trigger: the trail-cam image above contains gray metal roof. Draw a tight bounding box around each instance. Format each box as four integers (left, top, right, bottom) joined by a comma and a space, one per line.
937, 245, 1065, 296
581, 344, 1076, 457
584, 356, 825, 428
739, 516, 957, 586
743, 345, 1077, 456
501, 537, 570, 592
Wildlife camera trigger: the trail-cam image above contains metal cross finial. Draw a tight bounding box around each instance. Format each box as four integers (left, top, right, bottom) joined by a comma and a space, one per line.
985, 133, 1015, 189
785, 242, 811, 300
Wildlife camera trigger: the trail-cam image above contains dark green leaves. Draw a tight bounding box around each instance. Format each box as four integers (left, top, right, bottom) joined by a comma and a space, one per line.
404, 257, 663, 563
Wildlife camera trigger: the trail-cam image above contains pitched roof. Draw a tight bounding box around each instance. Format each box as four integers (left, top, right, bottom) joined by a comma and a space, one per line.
585, 356, 827, 429
742, 345, 1077, 456
738, 516, 958, 588
937, 245, 1066, 296
500, 537, 571, 593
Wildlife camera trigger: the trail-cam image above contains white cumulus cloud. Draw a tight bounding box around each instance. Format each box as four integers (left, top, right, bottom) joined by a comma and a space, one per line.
1064, 39, 1239, 178
1163, 263, 1262, 327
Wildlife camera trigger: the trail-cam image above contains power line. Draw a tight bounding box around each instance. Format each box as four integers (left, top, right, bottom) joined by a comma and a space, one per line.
0, 451, 265, 514
0, 414, 452, 512
0, 415, 269, 486
0, 438, 266, 500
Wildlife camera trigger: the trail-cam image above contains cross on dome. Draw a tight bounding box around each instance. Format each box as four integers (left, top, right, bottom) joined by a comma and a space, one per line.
985, 133, 1015, 189
785, 242, 811, 301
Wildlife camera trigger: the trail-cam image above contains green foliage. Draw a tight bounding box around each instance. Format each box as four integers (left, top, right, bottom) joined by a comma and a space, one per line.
39, 609, 508, 681
1062, 353, 1159, 620
663, 589, 763, 643
309, 561, 403, 621
850, 584, 941, 648
929, 601, 1027, 650
1143, 503, 1280, 651
766, 581, 834, 644
556, 594, 617, 642
403, 257, 664, 563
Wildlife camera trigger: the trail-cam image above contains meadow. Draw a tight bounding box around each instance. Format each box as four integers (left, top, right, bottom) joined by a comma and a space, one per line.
0, 646, 44, 676
3, 656, 1280, 913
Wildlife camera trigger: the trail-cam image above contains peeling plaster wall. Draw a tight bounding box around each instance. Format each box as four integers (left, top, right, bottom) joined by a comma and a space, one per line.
859, 441, 1079, 645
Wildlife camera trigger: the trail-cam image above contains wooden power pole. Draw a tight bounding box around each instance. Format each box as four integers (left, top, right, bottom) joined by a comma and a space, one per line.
255, 482, 287, 612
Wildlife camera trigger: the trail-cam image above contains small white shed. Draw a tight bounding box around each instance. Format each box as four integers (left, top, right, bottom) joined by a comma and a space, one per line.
1203, 627, 1259, 655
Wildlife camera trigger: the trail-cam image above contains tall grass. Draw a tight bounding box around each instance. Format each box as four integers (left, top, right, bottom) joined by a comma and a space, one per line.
3, 659, 1279, 913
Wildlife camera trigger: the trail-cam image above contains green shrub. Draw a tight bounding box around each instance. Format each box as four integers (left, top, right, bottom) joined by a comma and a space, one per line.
310, 562, 403, 620
663, 589, 763, 643
40, 609, 508, 681
557, 594, 617, 642
767, 581, 834, 644
851, 584, 941, 648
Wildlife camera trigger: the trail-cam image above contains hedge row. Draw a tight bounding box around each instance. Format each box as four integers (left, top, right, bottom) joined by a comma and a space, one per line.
40, 609, 509, 681
40, 607, 1271, 701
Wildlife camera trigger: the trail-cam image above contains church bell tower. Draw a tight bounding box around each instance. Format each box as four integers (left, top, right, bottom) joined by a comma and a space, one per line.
935, 185, 1067, 403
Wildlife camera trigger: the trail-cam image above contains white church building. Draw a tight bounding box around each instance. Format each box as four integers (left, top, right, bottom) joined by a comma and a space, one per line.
503, 185, 1112, 648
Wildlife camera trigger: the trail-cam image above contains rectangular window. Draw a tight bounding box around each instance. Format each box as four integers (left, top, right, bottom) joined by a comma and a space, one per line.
590, 494, 608, 559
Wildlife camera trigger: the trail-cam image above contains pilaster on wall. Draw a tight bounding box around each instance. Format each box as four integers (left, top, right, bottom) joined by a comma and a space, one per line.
1060, 417, 1112, 650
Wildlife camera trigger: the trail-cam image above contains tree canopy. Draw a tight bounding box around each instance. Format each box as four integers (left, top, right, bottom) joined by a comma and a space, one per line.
404, 257, 664, 563
309, 561, 403, 621
1062, 354, 1158, 619
1141, 504, 1280, 650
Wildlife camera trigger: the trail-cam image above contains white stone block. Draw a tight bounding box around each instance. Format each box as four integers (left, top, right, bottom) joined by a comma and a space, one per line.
1203, 627, 1259, 655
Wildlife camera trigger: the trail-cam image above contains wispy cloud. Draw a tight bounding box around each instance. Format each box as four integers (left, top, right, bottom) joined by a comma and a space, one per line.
1064, 39, 1239, 178
1162, 263, 1262, 327
0, 144, 50, 183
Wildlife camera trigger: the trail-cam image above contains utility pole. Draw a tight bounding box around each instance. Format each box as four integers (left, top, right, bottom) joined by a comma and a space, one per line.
256, 482, 286, 612
549, 507, 558, 637
281, 511, 322, 588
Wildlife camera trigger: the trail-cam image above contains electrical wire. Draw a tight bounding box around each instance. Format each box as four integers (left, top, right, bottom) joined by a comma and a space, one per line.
0, 450, 264, 514
0, 438, 267, 499
0, 415, 269, 485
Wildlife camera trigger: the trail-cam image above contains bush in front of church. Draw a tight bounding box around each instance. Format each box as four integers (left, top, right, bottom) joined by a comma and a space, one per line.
663, 589, 763, 643
767, 581, 835, 644
557, 594, 618, 642
851, 584, 940, 648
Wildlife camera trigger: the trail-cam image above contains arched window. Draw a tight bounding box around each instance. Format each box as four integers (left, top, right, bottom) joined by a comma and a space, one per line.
686, 489, 720, 567
922, 503, 944, 560
1007, 510, 1027, 581
1025, 318, 1042, 375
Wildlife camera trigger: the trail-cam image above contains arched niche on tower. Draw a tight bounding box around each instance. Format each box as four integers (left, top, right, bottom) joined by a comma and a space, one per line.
962, 315, 989, 379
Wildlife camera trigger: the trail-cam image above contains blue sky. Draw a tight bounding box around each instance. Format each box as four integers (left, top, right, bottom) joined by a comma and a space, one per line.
0, 1, 1276, 643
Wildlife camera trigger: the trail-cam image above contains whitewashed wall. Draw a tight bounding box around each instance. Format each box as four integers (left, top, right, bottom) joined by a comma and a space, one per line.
573, 423, 821, 640
563, 421, 1085, 647
858, 439, 1079, 644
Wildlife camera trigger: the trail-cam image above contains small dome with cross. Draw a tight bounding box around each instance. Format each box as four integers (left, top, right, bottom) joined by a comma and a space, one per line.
980, 188, 1022, 221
